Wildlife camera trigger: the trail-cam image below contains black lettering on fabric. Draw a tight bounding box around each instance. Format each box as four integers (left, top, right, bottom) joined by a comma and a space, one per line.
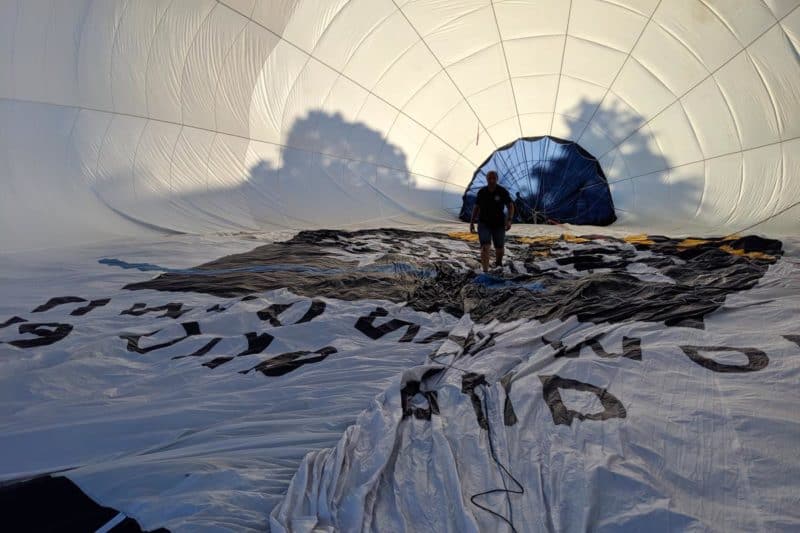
257, 303, 293, 326
203, 332, 275, 369
32, 296, 86, 313
240, 332, 274, 355
240, 346, 337, 377
0, 316, 26, 329
679, 345, 768, 373
415, 330, 450, 344
172, 337, 223, 360
355, 307, 419, 342
70, 298, 110, 316
447, 329, 498, 357
121, 302, 190, 319
121, 322, 201, 354
783, 335, 800, 348
500, 372, 517, 426
3, 323, 73, 348
543, 333, 641, 361
295, 300, 326, 324
401, 379, 440, 421
257, 300, 326, 327
538, 375, 627, 426
461, 373, 489, 430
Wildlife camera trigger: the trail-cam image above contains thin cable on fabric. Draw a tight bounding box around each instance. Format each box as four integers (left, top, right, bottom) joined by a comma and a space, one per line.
469, 386, 525, 533
427, 351, 525, 532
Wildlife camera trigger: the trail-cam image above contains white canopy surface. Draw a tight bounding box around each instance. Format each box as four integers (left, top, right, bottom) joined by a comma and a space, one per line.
1, 0, 799, 252
2, 2, 800, 532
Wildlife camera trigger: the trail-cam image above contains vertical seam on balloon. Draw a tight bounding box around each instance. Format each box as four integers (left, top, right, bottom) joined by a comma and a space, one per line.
108, 0, 133, 115
650, 19, 711, 79
177, 2, 219, 127
166, 125, 183, 199
765, 140, 785, 221
205, 12, 254, 228
74, 0, 95, 107
270, 0, 350, 151
693, 159, 707, 219
571, 0, 663, 145
209, 11, 250, 133
697, 0, 746, 48
305, 0, 354, 57
594, 6, 797, 162
758, 0, 779, 20
357, 36, 425, 167
710, 71, 744, 152
222, 2, 473, 172
92, 111, 117, 193
130, 118, 149, 201
390, 0, 499, 148
144, 0, 179, 119
746, 43, 784, 141
549, 0, 572, 137
303, 1, 399, 174
62, 107, 83, 194
282, 3, 365, 224
489, 0, 523, 139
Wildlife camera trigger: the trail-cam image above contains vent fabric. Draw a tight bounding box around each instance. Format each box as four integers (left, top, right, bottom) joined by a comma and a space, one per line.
459, 136, 616, 226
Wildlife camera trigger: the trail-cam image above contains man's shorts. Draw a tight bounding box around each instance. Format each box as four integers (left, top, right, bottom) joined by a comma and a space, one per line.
477, 222, 505, 248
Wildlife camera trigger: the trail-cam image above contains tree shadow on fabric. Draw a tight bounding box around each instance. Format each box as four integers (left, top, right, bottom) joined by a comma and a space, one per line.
558, 97, 703, 229
243, 110, 461, 230
462, 98, 703, 229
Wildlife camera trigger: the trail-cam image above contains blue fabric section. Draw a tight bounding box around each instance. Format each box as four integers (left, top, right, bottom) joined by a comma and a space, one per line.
459, 136, 616, 226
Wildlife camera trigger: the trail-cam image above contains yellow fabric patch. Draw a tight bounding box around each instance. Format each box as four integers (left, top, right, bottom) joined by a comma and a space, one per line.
623, 234, 654, 245
448, 232, 478, 242
719, 244, 774, 261
562, 233, 590, 244
517, 235, 559, 244
677, 238, 711, 248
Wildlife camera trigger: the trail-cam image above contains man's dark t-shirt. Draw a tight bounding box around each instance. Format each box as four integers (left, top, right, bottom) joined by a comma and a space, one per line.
476, 185, 512, 227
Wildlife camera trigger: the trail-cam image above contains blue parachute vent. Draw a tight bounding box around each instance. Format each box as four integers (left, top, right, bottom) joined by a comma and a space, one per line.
459, 136, 616, 226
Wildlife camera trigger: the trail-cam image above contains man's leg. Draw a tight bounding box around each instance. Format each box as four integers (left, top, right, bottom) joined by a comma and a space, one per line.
493, 227, 506, 267
477, 223, 492, 272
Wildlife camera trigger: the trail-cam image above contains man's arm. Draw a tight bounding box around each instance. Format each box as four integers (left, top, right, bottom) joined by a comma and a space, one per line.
470, 205, 480, 233
505, 199, 515, 230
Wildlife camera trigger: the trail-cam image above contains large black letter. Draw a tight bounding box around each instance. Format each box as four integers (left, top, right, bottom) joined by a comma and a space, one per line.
121, 322, 201, 354
355, 307, 419, 342
240, 346, 336, 377
544, 333, 641, 361
461, 373, 489, 430
680, 345, 768, 373
121, 302, 190, 319
4, 323, 73, 348
539, 375, 627, 426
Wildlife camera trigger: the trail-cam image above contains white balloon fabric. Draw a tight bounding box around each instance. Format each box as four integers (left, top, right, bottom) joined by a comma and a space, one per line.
2, 2, 800, 532
1, 0, 799, 252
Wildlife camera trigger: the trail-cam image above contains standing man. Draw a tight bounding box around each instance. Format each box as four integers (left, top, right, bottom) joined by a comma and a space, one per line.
469, 170, 515, 272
